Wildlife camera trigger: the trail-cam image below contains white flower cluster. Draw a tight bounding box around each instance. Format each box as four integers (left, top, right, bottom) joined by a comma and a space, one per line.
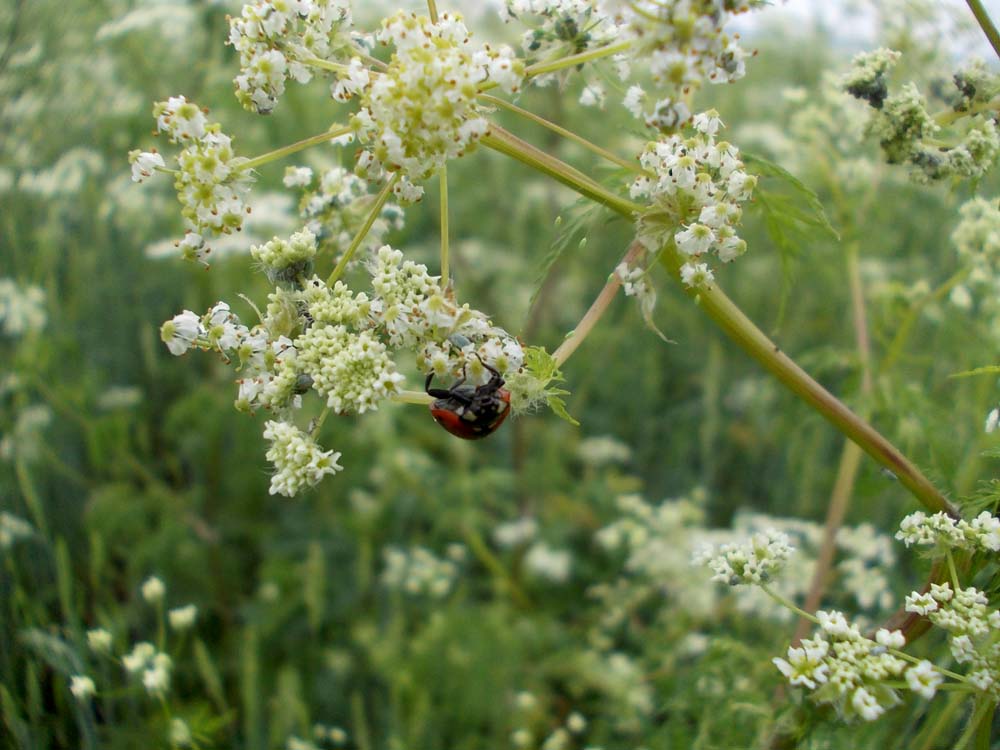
292, 166, 405, 261
0, 278, 46, 336
844, 50, 1000, 182
352, 11, 524, 191
694, 527, 793, 585
602, 0, 762, 118
894, 510, 1000, 554
630, 111, 755, 288
381, 545, 458, 598
162, 238, 523, 495
123, 641, 173, 696
227, 0, 354, 113
0, 512, 33, 551
500, 1, 617, 78
524, 542, 572, 583
772, 616, 934, 721
251, 227, 319, 282
0, 404, 52, 464
369, 245, 524, 384
135, 96, 254, 262
263, 419, 343, 496
904, 582, 1000, 699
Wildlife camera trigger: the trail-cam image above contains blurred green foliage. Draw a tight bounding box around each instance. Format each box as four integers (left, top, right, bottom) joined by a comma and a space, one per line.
2, 1, 1000, 748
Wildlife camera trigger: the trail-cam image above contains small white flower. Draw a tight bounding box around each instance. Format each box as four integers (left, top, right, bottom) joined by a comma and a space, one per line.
86, 628, 113, 653
170, 718, 193, 747
904, 591, 938, 615
161, 311, 202, 356
141, 576, 166, 604
680, 262, 715, 288
875, 628, 906, 650
123, 642, 156, 673
986, 408, 999, 434
283, 166, 313, 187
70, 675, 96, 701
851, 687, 885, 721
168, 604, 198, 631
128, 150, 165, 182
905, 660, 942, 699
566, 712, 587, 734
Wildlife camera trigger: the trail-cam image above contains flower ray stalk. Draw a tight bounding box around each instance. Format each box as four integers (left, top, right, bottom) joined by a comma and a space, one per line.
485, 118, 955, 517
239, 125, 352, 171
524, 40, 632, 78
326, 174, 400, 286
479, 94, 646, 175
439, 166, 449, 289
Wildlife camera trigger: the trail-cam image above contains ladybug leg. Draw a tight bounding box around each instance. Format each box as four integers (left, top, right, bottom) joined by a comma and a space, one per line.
425, 371, 456, 400
472, 352, 505, 389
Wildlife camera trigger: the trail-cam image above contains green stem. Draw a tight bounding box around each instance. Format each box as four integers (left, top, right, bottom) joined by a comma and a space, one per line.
239, 125, 352, 172
300, 56, 351, 75
439, 166, 450, 288
481, 125, 641, 216
525, 40, 631, 78
886, 647, 967, 682
461, 524, 531, 609
310, 407, 331, 439
760, 584, 820, 624
955, 697, 993, 750
934, 97, 1000, 126
947, 551, 961, 590
659, 250, 955, 516
880, 266, 971, 373
480, 93, 646, 174
484, 113, 955, 518
326, 174, 399, 285
426, 0, 438, 22
965, 0, 1000, 60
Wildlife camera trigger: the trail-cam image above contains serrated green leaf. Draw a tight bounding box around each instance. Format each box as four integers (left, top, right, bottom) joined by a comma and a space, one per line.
529, 199, 602, 308
547, 396, 580, 426
744, 152, 839, 331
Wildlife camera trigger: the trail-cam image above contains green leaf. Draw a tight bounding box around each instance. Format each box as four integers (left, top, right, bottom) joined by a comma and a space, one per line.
529, 200, 602, 308
194, 638, 229, 713
744, 153, 839, 330
508, 347, 580, 426
0, 685, 33, 750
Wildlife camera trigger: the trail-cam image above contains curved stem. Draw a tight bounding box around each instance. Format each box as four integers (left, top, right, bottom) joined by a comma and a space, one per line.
483, 116, 955, 517
239, 125, 352, 172
480, 93, 647, 174
552, 241, 645, 366
326, 174, 399, 286
525, 40, 631, 78
965, 0, 1000, 60
661, 247, 955, 517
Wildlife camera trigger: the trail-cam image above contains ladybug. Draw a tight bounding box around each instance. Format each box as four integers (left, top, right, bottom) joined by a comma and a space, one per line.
425, 359, 511, 440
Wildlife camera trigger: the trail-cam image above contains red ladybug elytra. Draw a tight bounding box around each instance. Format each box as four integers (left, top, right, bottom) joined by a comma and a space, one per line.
425, 359, 511, 440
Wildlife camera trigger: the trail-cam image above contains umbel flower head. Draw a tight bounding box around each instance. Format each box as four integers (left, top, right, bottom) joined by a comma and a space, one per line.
227, 0, 355, 114
351, 11, 523, 194
132, 96, 254, 262
630, 110, 755, 288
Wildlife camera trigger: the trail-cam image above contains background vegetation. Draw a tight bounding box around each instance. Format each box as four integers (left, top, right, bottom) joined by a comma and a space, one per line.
2, 0, 1000, 748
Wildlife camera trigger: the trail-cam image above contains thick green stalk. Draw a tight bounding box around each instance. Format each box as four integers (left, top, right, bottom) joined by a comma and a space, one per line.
482, 126, 642, 216
484, 116, 955, 517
